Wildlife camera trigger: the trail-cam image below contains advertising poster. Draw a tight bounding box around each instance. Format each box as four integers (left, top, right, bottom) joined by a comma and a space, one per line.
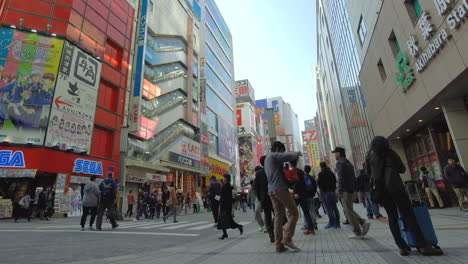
45, 41, 102, 153
0, 28, 64, 144
255, 99, 268, 119
208, 157, 229, 180
218, 118, 236, 162
239, 136, 256, 184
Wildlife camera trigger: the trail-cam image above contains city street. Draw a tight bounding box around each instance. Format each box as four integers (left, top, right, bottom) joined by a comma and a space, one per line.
1, 206, 467, 264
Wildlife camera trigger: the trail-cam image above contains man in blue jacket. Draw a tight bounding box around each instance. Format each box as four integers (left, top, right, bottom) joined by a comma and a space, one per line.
96, 171, 118, 230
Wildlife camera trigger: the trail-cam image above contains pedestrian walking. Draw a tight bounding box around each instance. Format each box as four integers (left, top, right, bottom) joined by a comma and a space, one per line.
303, 166, 319, 231
208, 176, 221, 226
161, 183, 170, 217
252, 167, 265, 232
163, 182, 179, 223
255, 156, 275, 242
333, 146, 370, 239
80, 175, 100, 231
37, 187, 48, 220
217, 173, 243, 240
357, 168, 385, 219
136, 189, 149, 220
149, 191, 158, 219
443, 154, 468, 211
14, 193, 31, 222
96, 172, 118, 231
287, 160, 316, 236
318, 161, 340, 228
264, 141, 301, 253
125, 190, 135, 217
366, 136, 443, 256
184, 193, 191, 215
420, 167, 445, 209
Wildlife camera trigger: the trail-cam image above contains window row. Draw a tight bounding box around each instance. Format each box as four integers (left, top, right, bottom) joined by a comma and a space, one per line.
205, 7, 231, 56
206, 26, 232, 73
206, 86, 233, 126
206, 0, 232, 45
205, 63, 233, 104
206, 45, 232, 86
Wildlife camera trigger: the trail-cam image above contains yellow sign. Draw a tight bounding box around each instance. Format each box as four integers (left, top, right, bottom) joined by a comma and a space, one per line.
208, 158, 230, 180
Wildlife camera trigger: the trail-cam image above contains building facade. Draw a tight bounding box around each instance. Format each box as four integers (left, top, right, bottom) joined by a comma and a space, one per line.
199, 0, 238, 186
316, 0, 375, 169
359, 0, 468, 190
126, 0, 203, 203
0, 0, 135, 217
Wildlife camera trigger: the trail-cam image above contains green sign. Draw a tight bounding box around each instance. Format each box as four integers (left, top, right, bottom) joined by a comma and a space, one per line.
395, 51, 415, 93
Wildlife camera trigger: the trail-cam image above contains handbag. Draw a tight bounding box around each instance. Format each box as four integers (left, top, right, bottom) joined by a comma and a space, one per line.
370, 154, 386, 204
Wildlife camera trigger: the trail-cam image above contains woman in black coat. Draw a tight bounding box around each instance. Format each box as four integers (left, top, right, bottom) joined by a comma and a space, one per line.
217, 173, 243, 240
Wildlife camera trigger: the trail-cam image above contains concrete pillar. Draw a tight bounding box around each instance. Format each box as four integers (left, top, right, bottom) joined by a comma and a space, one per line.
389, 140, 412, 182
442, 98, 468, 168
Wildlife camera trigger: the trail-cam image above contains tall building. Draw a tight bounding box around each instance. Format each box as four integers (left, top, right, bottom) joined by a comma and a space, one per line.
235, 79, 257, 187
255, 97, 302, 153
358, 0, 468, 183
316, 0, 375, 169
199, 0, 238, 185
0, 0, 135, 216
126, 0, 202, 202
304, 119, 316, 131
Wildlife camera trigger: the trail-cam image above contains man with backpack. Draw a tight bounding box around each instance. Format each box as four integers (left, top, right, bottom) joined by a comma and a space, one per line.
96, 171, 118, 230
136, 189, 149, 220
208, 176, 221, 226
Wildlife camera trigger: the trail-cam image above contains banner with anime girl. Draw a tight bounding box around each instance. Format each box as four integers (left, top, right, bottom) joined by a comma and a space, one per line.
0, 28, 64, 144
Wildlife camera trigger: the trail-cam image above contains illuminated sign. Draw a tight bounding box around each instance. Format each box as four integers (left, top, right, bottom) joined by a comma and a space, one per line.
73, 158, 103, 175
0, 150, 26, 168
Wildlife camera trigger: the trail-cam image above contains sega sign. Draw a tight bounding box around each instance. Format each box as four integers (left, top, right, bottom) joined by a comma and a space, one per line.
0, 150, 26, 168
73, 158, 103, 176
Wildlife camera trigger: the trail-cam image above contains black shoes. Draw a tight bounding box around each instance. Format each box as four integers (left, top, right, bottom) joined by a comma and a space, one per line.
218, 234, 228, 240
239, 225, 244, 235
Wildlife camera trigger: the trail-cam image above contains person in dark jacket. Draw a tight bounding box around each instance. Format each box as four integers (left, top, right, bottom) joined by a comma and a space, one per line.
317, 161, 340, 228
254, 156, 275, 242
443, 154, 468, 211
333, 146, 370, 239
208, 176, 222, 226
288, 160, 315, 235
366, 136, 443, 256
80, 175, 100, 230
217, 173, 243, 240
303, 166, 318, 230
357, 168, 384, 219
96, 172, 118, 230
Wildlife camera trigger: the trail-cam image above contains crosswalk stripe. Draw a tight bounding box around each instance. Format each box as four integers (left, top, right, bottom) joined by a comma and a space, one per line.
160, 221, 209, 230
186, 223, 217, 230
138, 221, 189, 229
238, 222, 251, 226
117, 222, 165, 228
0, 229, 199, 237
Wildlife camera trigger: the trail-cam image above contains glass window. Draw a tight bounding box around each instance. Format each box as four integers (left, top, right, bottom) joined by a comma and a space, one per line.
144, 62, 186, 83
206, 46, 232, 86
206, 27, 232, 73
357, 16, 367, 45
207, 108, 218, 132
209, 132, 218, 154
206, 0, 231, 44
147, 35, 186, 52
205, 8, 231, 55
206, 87, 233, 125
205, 64, 233, 103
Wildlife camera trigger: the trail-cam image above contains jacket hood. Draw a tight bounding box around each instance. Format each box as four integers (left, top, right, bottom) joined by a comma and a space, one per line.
371, 136, 389, 155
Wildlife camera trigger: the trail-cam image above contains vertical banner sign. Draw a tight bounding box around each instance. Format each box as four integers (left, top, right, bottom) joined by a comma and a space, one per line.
129, 0, 149, 132
0, 28, 64, 144
45, 42, 102, 153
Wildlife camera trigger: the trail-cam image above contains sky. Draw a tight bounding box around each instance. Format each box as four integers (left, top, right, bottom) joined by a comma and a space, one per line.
215, 0, 318, 132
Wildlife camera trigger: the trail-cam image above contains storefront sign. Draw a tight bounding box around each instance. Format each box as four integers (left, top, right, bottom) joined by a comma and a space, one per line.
0, 150, 25, 168
45, 41, 102, 153
127, 175, 146, 183
302, 131, 318, 142
235, 79, 255, 103
208, 157, 229, 179
0, 28, 64, 144
72, 158, 103, 175
145, 173, 166, 182
169, 136, 201, 161
167, 152, 201, 168
0, 168, 36, 178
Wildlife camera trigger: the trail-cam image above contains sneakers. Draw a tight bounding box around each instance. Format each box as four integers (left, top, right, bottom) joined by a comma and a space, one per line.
324, 224, 334, 229
276, 245, 289, 253
80, 227, 86, 231
376, 216, 387, 220
88, 226, 95, 231
348, 234, 364, 240
400, 248, 411, 256
362, 222, 371, 236
304, 230, 315, 235
282, 240, 301, 251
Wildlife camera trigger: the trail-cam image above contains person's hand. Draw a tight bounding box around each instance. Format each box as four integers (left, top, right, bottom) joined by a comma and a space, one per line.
293, 194, 300, 199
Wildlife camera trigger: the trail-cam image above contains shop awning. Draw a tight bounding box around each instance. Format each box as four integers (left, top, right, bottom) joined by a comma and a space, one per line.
126, 159, 170, 173
160, 161, 205, 174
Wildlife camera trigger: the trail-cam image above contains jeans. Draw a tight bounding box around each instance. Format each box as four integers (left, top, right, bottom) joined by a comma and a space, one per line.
270, 190, 299, 249
299, 199, 314, 230
136, 204, 149, 220
322, 191, 340, 226
363, 192, 382, 218
96, 199, 118, 229
303, 198, 318, 229
382, 189, 427, 249
211, 200, 220, 223
125, 204, 134, 217
342, 192, 366, 235
80, 206, 97, 227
